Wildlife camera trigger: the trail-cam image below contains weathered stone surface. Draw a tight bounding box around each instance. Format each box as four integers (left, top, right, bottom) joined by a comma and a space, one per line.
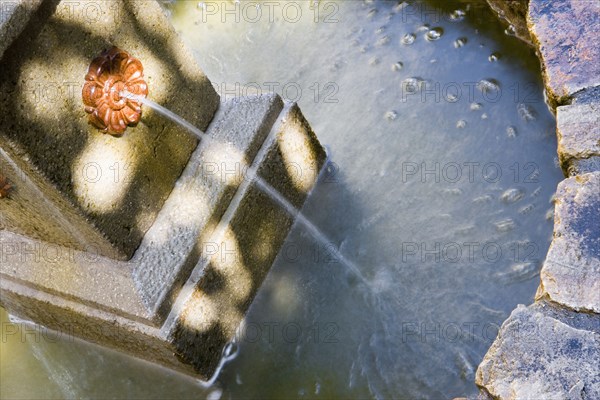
557, 102, 600, 175
476, 302, 600, 400
0, 95, 327, 379
536, 172, 600, 313
572, 85, 600, 105
527, 0, 600, 105
0, 142, 119, 260
0, 0, 43, 58
0, 0, 220, 259
566, 156, 600, 177
486, 0, 532, 45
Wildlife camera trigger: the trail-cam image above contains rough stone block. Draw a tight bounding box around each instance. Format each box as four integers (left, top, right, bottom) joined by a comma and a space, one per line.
536, 172, 600, 313
0, 94, 327, 379
476, 302, 600, 400
0, 0, 220, 259
528, 0, 600, 104
557, 102, 600, 175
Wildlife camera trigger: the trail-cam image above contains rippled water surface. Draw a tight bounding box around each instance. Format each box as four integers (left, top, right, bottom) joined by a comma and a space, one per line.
1, 1, 563, 399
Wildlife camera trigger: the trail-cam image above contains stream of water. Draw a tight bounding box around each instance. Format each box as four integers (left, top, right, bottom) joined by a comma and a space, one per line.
1, 1, 564, 399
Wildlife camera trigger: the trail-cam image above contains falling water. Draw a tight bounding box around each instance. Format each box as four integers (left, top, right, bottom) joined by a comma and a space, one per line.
121, 91, 370, 287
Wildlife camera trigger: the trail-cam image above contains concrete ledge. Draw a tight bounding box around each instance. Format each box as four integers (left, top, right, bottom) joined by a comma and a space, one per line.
0, 95, 326, 379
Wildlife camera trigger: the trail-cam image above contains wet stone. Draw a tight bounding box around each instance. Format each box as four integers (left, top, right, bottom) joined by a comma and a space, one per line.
556, 102, 600, 175
567, 156, 600, 177
528, 0, 600, 104
536, 172, 600, 313
476, 302, 600, 400
485, 0, 532, 45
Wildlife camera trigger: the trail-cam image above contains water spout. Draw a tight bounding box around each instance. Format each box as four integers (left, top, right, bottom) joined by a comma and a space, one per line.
121, 91, 206, 140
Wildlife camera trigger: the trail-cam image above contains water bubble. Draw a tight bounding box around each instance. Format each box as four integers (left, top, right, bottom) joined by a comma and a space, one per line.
545, 208, 554, 221
443, 188, 463, 196
425, 27, 444, 41
519, 203, 535, 215
401, 77, 425, 93
391, 61, 403, 71
394, 1, 409, 13
375, 26, 386, 34
360, 45, 369, 53
417, 24, 430, 32
501, 188, 525, 203
369, 57, 380, 66
450, 9, 466, 21
456, 120, 467, 129
223, 341, 239, 359
376, 35, 390, 46
401, 33, 416, 45
477, 79, 501, 94
506, 125, 517, 138
489, 52, 501, 62
481, 113, 488, 120
367, 8, 378, 18
446, 92, 458, 102
473, 194, 493, 204
495, 262, 538, 284
385, 111, 398, 121
207, 389, 223, 400
517, 103, 537, 122
494, 219, 515, 232
329, 60, 344, 71
454, 37, 468, 48
470, 102, 483, 111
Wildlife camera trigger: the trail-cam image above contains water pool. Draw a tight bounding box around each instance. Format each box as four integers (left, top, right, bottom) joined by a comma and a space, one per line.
0, 1, 563, 398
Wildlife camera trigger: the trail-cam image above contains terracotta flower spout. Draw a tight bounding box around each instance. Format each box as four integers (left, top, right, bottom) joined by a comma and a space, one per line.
82, 46, 148, 136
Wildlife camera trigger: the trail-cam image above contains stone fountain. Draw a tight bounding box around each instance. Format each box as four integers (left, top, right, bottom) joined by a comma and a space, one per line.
0, 0, 325, 380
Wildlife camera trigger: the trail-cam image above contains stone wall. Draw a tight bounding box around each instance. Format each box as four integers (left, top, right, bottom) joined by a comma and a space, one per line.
477, 1, 600, 399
